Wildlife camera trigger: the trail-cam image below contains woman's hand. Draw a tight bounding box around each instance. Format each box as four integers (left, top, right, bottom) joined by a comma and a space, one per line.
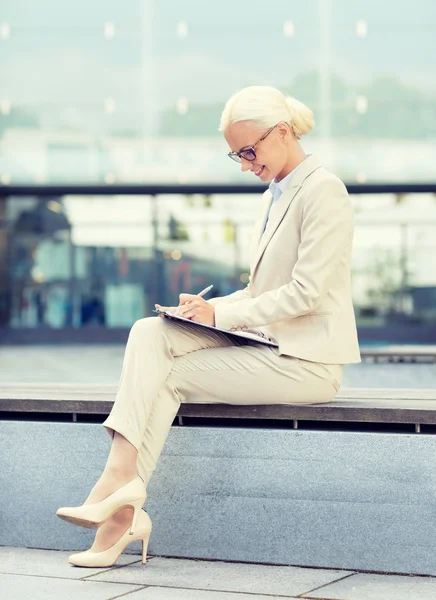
177, 294, 215, 326
154, 303, 178, 316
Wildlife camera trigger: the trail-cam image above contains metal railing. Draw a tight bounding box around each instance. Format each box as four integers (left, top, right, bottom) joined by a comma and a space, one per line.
2, 182, 436, 196
1, 182, 436, 344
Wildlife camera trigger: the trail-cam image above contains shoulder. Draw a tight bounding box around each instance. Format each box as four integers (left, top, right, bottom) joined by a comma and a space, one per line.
305, 166, 348, 197
300, 167, 353, 221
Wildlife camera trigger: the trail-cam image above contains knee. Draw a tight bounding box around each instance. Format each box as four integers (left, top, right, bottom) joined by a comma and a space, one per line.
164, 372, 187, 402
130, 316, 164, 338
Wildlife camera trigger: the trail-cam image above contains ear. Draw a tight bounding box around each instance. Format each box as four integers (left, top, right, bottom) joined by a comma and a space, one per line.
277, 121, 291, 142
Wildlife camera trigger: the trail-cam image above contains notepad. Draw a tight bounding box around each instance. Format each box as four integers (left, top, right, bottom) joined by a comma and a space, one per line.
152, 309, 278, 347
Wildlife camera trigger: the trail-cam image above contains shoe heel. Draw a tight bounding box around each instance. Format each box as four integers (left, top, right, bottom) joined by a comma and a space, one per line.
129, 499, 144, 535
142, 531, 151, 564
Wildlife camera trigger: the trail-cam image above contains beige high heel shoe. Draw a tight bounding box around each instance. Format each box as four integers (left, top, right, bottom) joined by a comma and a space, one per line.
68, 509, 152, 568
56, 476, 146, 534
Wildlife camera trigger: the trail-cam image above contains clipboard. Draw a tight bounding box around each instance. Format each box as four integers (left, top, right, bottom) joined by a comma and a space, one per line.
152, 309, 278, 347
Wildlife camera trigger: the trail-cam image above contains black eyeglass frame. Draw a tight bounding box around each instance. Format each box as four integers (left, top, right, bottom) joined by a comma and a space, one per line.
227, 124, 278, 163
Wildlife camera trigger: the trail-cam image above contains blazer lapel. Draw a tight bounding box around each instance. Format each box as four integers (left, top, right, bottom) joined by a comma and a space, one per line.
250, 154, 323, 277
250, 190, 272, 260
250, 184, 301, 275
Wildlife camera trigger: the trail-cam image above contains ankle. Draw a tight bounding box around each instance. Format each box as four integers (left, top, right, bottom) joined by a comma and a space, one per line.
110, 506, 134, 525
103, 466, 138, 481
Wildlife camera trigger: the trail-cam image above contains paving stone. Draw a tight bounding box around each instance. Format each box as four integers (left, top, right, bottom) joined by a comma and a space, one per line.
0, 573, 143, 600
0, 546, 140, 579
126, 586, 298, 599
87, 556, 352, 597
308, 572, 436, 600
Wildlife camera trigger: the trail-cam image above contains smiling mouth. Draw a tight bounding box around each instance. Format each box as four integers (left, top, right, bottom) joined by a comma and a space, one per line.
253, 166, 265, 177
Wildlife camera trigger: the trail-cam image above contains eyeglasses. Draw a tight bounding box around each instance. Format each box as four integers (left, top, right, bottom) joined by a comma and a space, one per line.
227, 124, 277, 163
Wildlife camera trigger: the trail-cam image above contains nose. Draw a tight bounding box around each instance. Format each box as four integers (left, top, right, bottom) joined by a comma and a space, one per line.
240, 157, 252, 172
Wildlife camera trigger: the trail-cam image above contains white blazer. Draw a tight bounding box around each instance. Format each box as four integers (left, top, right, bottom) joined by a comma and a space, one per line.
209, 154, 361, 364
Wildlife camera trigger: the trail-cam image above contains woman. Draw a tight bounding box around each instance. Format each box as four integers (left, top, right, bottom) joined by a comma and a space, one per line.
57, 85, 361, 567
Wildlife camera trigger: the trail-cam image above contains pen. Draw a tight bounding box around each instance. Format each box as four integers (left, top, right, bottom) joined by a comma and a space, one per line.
197, 284, 214, 298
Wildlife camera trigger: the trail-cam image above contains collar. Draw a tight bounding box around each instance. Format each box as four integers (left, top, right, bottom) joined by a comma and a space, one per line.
283, 153, 321, 189
269, 168, 294, 197
268, 153, 313, 198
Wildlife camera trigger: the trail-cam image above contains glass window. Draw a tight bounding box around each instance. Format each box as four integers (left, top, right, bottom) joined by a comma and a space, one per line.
1, 0, 434, 184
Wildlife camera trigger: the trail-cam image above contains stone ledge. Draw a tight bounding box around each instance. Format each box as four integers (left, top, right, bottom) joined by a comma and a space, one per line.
1, 384, 436, 425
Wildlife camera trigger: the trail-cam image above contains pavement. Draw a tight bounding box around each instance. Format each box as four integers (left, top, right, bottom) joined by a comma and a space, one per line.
1, 345, 436, 388
2, 546, 436, 600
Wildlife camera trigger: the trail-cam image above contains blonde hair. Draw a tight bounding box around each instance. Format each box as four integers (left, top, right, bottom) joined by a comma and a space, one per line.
219, 85, 314, 140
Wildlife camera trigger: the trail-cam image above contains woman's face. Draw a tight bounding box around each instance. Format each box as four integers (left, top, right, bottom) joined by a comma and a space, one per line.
224, 121, 290, 183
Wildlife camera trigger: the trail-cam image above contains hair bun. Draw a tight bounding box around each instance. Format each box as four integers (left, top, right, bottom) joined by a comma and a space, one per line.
285, 96, 315, 138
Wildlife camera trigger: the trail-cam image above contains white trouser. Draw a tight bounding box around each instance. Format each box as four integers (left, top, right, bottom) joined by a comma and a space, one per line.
102, 317, 342, 486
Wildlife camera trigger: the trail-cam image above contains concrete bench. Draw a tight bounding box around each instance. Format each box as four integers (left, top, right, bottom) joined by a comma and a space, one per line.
1, 383, 436, 577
